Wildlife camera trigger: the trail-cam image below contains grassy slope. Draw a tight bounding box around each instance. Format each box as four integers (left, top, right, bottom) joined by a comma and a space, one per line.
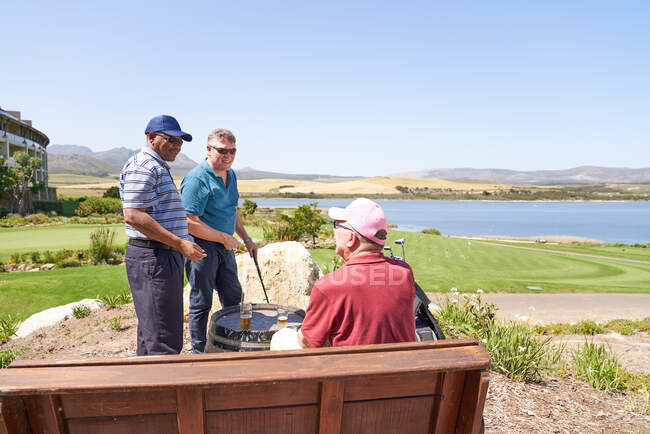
0, 266, 129, 319
477, 240, 650, 262
49, 173, 116, 186
0, 225, 129, 261
310, 231, 650, 294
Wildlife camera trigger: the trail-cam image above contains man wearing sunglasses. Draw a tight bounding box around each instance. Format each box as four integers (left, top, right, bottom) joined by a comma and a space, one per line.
180, 128, 258, 353
297, 198, 415, 348
119, 115, 207, 356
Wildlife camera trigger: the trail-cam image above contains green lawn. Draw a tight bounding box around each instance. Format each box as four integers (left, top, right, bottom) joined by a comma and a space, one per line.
0, 225, 129, 261
478, 240, 650, 262
310, 231, 650, 294
0, 265, 129, 319
49, 173, 116, 185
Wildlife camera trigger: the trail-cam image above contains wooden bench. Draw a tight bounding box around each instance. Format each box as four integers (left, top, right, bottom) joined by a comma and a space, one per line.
0, 339, 490, 434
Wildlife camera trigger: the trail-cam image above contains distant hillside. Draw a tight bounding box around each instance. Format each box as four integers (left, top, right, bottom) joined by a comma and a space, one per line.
234, 167, 361, 181
396, 166, 650, 184
48, 145, 198, 177
47, 144, 94, 155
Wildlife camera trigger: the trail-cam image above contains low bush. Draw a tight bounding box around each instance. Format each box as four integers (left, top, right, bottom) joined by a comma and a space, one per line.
61, 260, 81, 268
421, 228, 441, 235
74, 197, 122, 216
99, 289, 132, 308
572, 341, 627, 392
0, 314, 21, 342
72, 305, 92, 319
89, 227, 117, 264
0, 347, 27, 369
108, 317, 123, 331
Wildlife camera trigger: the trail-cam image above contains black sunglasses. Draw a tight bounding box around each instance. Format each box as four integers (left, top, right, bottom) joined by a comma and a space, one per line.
209, 146, 237, 155
155, 133, 183, 146
333, 221, 353, 231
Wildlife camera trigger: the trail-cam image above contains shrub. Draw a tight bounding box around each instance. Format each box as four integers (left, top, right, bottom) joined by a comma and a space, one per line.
74, 197, 122, 216
103, 186, 121, 199
0, 347, 27, 369
572, 341, 627, 392
72, 305, 92, 319
60, 260, 81, 268
108, 317, 122, 331
30, 251, 41, 264
89, 227, 116, 264
10, 252, 21, 264
421, 228, 441, 235
241, 199, 258, 217
0, 315, 21, 342
484, 321, 563, 383
99, 289, 132, 309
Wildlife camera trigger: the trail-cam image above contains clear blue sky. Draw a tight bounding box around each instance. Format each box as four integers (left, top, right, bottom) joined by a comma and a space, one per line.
2, 1, 648, 176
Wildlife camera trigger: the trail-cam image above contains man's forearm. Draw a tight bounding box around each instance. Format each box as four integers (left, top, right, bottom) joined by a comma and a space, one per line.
187, 215, 229, 243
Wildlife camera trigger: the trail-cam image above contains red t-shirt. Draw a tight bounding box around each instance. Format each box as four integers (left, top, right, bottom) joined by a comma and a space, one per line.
300, 252, 416, 347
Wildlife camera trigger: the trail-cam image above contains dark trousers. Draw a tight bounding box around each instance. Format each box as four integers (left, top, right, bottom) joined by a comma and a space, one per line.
125, 244, 184, 355
185, 236, 243, 353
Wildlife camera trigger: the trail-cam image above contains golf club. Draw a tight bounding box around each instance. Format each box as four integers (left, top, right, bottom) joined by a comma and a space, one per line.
383, 245, 393, 258
253, 255, 270, 303
395, 238, 406, 261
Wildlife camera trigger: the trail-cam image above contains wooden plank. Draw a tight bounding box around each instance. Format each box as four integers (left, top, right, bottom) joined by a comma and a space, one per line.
344, 372, 440, 402
66, 414, 178, 434
0, 345, 490, 395
176, 389, 204, 434
206, 405, 319, 434
0, 397, 30, 434
8, 339, 480, 369
426, 372, 446, 432
470, 372, 489, 434
341, 396, 434, 434
0, 402, 6, 434
455, 370, 482, 433
23, 395, 64, 434
319, 380, 344, 434
61, 390, 177, 418
205, 382, 320, 411
432, 371, 464, 433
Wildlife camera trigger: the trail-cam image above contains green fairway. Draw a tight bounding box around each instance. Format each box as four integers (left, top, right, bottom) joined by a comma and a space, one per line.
49, 173, 115, 185
0, 265, 129, 319
310, 231, 650, 294
478, 240, 650, 262
0, 225, 129, 261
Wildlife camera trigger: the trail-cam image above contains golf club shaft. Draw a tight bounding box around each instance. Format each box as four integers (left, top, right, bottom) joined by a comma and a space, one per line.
253, 256, 270, 303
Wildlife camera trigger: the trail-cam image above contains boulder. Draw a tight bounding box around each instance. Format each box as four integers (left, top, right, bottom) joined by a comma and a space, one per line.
183, 241, 322, 320
15, 299, 105, 339
40, 263, 56, 271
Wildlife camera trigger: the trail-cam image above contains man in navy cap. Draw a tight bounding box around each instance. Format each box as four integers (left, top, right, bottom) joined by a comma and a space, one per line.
119, 115, 206, 355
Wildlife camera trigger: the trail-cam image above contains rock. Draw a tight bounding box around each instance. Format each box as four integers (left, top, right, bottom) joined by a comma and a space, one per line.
183, 241, 322, 319
40, 263, 56, 271
236, 241, 322, 309
15, 299, 104, 339
16, 263, 27, 272
27, 268, 40, 272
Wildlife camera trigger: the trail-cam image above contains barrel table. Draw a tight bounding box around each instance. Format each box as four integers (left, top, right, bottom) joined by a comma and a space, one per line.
205, 303, 306, 352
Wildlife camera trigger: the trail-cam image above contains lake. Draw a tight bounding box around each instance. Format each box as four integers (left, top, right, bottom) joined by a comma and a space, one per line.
242, 199, 650, 244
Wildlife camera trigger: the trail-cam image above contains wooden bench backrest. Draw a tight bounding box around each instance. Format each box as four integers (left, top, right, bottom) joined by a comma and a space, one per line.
0, 339, 489, 434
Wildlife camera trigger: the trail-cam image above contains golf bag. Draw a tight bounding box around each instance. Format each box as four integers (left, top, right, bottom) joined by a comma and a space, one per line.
414, 282, 446, 341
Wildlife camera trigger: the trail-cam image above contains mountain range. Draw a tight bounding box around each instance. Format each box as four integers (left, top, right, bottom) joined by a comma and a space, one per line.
48, 145, 199, 177
394, 166, 650, 185
47, 145, 650, 184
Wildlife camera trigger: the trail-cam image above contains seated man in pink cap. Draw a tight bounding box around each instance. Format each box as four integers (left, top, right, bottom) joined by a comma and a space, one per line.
297, 198, 416, 348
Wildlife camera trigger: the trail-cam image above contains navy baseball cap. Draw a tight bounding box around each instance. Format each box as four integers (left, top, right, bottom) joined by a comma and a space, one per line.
144, 115, 192, 142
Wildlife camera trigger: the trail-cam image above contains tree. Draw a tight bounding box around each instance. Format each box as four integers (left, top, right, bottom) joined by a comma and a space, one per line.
241, 199, 258, 217
103, 186, 121, 198
0, 152, 43, 214
293, 202, 325, 247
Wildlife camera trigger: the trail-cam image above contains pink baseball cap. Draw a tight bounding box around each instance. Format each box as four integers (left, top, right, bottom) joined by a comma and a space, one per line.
328, 198, 388, 245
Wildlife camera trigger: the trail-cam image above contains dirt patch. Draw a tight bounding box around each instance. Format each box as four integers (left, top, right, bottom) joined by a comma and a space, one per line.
2, 303, 649, 431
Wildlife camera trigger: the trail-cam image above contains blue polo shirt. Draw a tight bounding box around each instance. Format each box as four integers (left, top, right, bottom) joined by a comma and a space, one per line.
180, 160, 239, 235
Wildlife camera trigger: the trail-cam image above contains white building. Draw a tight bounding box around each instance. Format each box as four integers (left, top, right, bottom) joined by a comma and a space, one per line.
0, 107, 55, 200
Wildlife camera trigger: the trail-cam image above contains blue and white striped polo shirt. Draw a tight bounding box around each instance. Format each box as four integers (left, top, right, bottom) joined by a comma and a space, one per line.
119, 147, 188, 240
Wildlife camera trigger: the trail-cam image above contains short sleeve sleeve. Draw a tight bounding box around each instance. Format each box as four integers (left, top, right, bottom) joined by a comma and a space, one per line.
299, 285, 334, 347
180, 175, 208, 216
121, 165, 157, 209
